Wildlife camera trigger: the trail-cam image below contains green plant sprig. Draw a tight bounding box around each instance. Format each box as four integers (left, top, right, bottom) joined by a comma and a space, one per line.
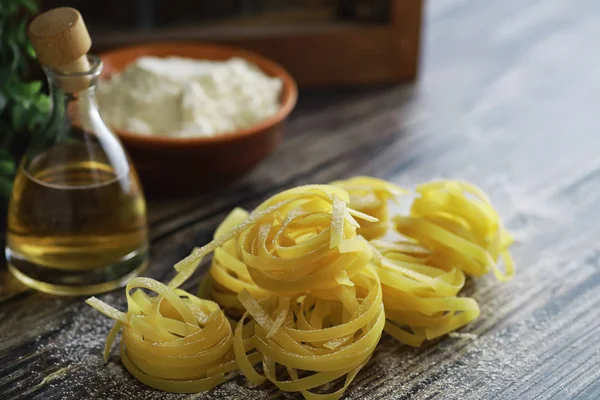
0, 0, 50, 199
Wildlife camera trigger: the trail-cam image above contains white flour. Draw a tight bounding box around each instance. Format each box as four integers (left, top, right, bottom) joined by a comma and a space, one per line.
97, 56, 283, 138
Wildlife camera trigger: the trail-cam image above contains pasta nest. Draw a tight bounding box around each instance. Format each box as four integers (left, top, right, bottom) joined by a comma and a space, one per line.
169, 185, 376, 293
86, 278, 237, 393
237, 185, 375, 294
234, 266, 384, 400
370, 240, 479, 347
394, 180, 515, 281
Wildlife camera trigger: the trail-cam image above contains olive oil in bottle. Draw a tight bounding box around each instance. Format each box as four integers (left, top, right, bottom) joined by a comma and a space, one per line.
5, 8, 149, 295
7, 143, 147, 282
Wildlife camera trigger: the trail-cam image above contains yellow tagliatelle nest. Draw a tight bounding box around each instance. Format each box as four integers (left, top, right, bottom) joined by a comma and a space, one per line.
331, 176, 407, 240
86, 278, 239, 393
234, 267, 384, 400
168, 185, 375, 292
370, 240, 479, 347
86, 178, 515, 398
394, 180, 514, 281
201, 207, 270, 316
236, 185, 375, 294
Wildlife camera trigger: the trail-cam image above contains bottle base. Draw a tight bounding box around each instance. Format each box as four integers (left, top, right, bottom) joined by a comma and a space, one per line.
6, 247, 148, 296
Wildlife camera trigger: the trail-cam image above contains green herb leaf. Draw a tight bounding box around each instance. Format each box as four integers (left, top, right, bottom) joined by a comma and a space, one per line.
36, 94, 50, 113
28, 102, 48, 132
24, 81, 42, 96
6, 79, 42, 103
17, 19, 27, 43
0, 0, 46, 178
0, 176, 13, 199
0, 93, 7, 114
20, 0, 38, 14
26, 43, 36, 59
11, 105, 26, 132
2, 3, 18, 16
0, 160, 15, 176
28, 117, 39, 132
0, 148, 12, 159
35, 93, 50, 113
0, 19, 5, 44
10, 41, 21, 71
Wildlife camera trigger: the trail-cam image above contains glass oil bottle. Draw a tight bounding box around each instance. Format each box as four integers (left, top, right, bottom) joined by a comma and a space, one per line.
5, 7, 149, 295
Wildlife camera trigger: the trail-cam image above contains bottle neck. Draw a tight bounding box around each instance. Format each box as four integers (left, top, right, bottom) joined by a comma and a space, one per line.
42, 55, 102, 138
27, 55, 130, 180
47, 75, 99, 103
45, 55, 101, 93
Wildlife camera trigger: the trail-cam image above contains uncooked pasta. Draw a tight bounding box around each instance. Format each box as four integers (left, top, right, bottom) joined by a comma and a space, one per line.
237, 185, 375, 294
86, 178, 515, 398
394, 180, 514, 281
234, 266, 384, 400
86, 278, 242, 393
370, 239, 480, 347
202, 207, 269, 316
331, 176, 407, 240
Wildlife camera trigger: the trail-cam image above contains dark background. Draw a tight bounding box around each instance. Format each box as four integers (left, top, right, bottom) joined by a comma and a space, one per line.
40, 0, 390, 33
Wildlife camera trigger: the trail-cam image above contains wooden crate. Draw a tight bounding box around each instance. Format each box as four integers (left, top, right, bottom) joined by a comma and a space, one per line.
43, 0, 424, 86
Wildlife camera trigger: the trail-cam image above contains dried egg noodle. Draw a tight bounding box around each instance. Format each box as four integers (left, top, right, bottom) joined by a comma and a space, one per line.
331, 176, 407, 240
168, 185, 376, 291
234, 267, 384, 400
370, 240, 480, 347
237, 185, 376, 294
86, 278, 245, 393
202, 207, 269, 316
393, 180, 515, 281
86, 178, 515, 396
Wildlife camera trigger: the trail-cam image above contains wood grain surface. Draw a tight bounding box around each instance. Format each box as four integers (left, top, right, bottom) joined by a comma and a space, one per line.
2, 0, 600, 398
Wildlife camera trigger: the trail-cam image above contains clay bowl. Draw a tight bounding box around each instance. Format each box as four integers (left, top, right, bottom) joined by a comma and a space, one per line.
99, 42, 297, 197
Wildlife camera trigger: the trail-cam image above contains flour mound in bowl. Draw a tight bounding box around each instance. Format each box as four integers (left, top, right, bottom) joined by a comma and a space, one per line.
97, 56, 284, 138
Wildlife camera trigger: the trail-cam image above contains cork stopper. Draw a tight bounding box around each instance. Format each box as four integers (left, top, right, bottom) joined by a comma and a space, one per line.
28, 7, 93, 91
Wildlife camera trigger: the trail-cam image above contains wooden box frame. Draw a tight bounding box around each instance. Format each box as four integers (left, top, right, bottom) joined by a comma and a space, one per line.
90, 0, 423, 87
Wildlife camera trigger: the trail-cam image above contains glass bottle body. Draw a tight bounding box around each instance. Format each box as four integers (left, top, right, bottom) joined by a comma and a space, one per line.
5, 56, 149, 296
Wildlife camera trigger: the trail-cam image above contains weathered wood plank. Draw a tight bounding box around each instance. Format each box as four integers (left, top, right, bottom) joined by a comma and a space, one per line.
3, 0, 600, 399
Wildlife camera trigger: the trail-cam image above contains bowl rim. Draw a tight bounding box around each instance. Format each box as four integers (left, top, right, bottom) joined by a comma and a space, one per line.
99, 41, 298, 147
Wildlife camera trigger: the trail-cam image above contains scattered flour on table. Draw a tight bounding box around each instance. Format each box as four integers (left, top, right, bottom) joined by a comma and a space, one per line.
448, 332, 479, 340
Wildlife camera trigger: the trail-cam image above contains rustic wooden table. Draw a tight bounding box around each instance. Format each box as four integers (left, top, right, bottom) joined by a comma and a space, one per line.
2, 0, 600, 398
